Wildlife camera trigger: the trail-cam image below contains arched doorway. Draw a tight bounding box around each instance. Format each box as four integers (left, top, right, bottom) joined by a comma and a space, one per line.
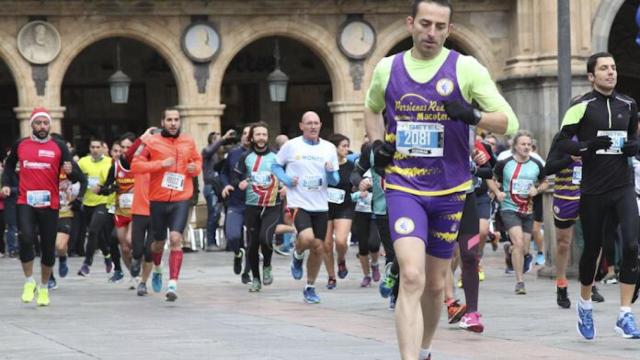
0, 59, 18, 152
608, 0, 640, 103
221, 36, 333, 139
61, 37, 178, 154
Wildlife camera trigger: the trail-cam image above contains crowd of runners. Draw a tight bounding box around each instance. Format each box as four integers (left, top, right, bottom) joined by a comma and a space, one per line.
1, 1, 640, 359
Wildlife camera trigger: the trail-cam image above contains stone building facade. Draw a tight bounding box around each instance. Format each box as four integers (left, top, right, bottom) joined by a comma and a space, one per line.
0, 0, 635, 155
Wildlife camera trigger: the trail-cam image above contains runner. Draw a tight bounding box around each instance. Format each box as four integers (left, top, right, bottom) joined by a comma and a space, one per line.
231, 122, 282, 292
351, 172, 381, 288
273, 111, 339, 304
77, 137, 113, 276
364, 1, 518, 357
1, 108, 72, 306
323, 133, 355, 289
557, 52, 640, 339
131, 108, 202, 301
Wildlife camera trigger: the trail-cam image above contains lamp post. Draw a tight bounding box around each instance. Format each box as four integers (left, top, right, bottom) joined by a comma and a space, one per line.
267, 39, 289, 102
108, 39, 131, 104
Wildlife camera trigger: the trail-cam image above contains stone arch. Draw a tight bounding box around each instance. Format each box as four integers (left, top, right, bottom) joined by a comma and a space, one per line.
212, 18, 348, 104
591, 0, 625, 52
48, 20, 190, 106
0, 28, 30, 106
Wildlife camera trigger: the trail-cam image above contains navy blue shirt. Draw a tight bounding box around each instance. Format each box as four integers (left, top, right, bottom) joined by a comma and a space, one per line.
221, 145, 247, 208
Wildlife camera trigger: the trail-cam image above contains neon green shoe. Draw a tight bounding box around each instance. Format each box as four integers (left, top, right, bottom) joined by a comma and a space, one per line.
21, 281, 36, 303
37, 287, 50, 306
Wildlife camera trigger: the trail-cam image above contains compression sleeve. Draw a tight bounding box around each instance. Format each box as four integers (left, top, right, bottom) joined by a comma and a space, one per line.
271, 163, 293, 188
326, 170, 339, 186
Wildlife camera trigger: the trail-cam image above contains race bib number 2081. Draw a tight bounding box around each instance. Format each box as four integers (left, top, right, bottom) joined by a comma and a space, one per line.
396, 122, 444, 157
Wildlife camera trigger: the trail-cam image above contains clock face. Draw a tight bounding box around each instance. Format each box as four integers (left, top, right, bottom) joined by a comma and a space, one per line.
181, 22, 221, 63
338, 20, 376, 60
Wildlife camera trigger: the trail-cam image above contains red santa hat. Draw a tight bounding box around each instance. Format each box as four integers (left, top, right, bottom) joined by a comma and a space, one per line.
30, 107, 52, 125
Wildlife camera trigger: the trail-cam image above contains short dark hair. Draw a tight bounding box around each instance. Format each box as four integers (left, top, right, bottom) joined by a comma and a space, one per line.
328, 133, 350, 148
89, 137, 103, 146
411, 0, 453, 20
586, 52, 614, 74
119, 132, 136, 144
162, 107, 180, 119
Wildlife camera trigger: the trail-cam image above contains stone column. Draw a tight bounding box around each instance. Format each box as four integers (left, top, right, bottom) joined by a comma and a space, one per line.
15, 106, 65, 138
176, 104, 226, 152
328, 101, 365, 151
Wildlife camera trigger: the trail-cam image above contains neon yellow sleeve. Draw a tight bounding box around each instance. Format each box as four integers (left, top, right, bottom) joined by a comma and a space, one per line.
364, 56, 394, 114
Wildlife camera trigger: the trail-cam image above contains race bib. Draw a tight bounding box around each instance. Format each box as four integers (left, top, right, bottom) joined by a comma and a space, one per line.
396, 122, 444, 157
596, 130, 627, 155
119, 193, 133, 209
27, 190, 51, 207
59, 191, 69, 207
251, 171, 273, 187
107, 205, 116, 214
512, 179, 533, 195
327, 188, 346, 204
355, 192, 373, 213
572, 166, 582, 185
161, 172, 185, 191
87, 176, 100, 188
301, 176, 322, 191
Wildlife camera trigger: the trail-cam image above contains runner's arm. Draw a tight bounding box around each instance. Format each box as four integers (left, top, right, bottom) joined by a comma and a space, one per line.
69, 162, 87, 202
1, 140, 20, 189
271, 163, 293, 188
230, 153, 248, 188
188, 145, 203, 177
131, 146, 164, 174
98, 162, 117, 196
125, 137, 143, 164
544, 134, 573, 176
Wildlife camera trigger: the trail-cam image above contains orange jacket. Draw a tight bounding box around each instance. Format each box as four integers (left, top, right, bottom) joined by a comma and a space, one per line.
131, 133, 202, 202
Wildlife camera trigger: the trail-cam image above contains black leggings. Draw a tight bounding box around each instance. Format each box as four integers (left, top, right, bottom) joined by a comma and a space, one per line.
579, 186, 639, 286
458, 192, 480, 313
83, 204, 112, 265
375, 215, 394, 265
353, 212, 380, 256
131, 215, 153, 263
245, 205, 280, 279
17, 205, 58, 267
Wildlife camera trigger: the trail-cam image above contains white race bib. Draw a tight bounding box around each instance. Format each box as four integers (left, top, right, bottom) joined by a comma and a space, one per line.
161, 172, 185, 191
355, 192, 373, 213
119, 193, 133, 209
301, 176, 322, 191
251, 171, 273, 187
596, 130, 627, 155
87, 176, 100, 188
27, 190, 51, 207
512, 179, 533, 195
572, 166, 582, 185
396, 122, 444, 157
327, 188, 346, 204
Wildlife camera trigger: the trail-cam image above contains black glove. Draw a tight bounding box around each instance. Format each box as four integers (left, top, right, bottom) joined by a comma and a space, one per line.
621, 139, 639, 156
443, 100, 481, 126
583, 135, 612, 152
371, 140, 394, 176
70, 198, 83, 212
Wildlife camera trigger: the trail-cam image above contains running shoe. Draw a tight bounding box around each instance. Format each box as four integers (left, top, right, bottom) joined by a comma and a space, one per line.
303, 286, 320, 304
447, 299, 466, 324
108, 270, 124, 283
602, 273, 618, 285
274, 244, 292, 256
459, 312, 484, 333
388, 294, 397, 311
478, 265, 485, 282
577, 301, 595, 340
152, 268, 163, 293
456, 277, 463, 288
327, 277, 337, 290
137, 282, 148, 296
523, 254, 533, 274
337, 260, 348, 279
36, 287, 50, 307
535, 252, 545, 265
21, 281, 36, 303
371, 263, 381, 282
241, 272, 251, 284
104, 257, 113, 274
290, 251, 304, 280
48, 275, 58, 290
591, 285, 605, 303
128, 277, 138, 290
360, 275, 372, 287
130, 258, 141, 278
557, 287, 571, 309
77, 263, 90, 277
515, 282, 526, 295
615, 312, 640, 339
233, 249, 245, 275
165, 282, 178, 302
379, 263, 397, 298
249, 278, 262, 292
504, 243, 514, 274
59, 261, 69, 278
263, 266, 273, 286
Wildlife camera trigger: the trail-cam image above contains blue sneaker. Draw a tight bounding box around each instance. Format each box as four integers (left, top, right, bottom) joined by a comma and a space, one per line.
615, 312, 640, 339
290, 251, 303, 280
108, 270, 124, 283
152, 268, 163, 293
577, 302, 595, 340
303, 286, 320, 304
379, 263, 397, 299
47, 275, 58, 290
523, 254, 533, 274
59, 261, 69, 278
535, 252, 545, 266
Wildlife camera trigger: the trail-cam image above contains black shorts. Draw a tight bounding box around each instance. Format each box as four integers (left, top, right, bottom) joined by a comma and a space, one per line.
533, 194, 543, 222
500, 210, 534, 234
328, 203, 354, 220
57, 217, 73, 234
150, 200, 190, 241
554, 218, 576, 229
292, 208, 328, 241
475, 192, 491, 220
